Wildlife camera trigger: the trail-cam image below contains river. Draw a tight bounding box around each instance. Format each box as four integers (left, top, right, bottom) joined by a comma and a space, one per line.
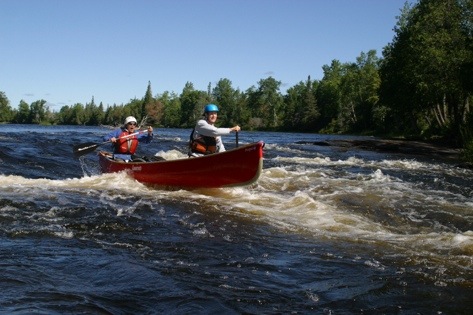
0, 124, 472, 314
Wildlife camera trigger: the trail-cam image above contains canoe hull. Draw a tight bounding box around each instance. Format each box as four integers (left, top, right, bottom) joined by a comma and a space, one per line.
98, 141, 264, 189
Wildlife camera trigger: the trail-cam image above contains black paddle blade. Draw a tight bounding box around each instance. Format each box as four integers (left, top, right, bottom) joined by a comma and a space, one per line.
73, 142, 100, 157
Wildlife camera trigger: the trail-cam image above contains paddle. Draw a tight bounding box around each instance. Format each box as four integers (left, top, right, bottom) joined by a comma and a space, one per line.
236, 131, 239, 148
73, 131, 144, 157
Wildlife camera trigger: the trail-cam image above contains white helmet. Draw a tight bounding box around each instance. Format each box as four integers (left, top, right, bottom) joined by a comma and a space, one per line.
124, 116, 137, 125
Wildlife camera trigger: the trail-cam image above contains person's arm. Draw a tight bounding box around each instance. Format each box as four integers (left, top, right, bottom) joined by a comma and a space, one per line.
137, 126, 154, 143
216, 136, 225, 152
103, 129, 121, 142
230, 125, 240, 132
195, 120, 232, 137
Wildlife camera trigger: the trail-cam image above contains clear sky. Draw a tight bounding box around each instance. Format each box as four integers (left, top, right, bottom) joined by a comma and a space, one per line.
1, 0, 412, 110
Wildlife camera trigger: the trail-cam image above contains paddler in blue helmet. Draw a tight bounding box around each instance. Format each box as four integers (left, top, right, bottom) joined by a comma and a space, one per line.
103, 116, 154, 161
188, 104, 240, 157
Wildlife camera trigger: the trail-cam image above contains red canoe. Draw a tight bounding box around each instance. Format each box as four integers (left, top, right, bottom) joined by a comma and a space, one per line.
98, 141, 265, 189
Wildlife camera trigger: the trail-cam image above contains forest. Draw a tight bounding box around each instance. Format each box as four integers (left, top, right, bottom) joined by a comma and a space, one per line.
1, 0, 472, 160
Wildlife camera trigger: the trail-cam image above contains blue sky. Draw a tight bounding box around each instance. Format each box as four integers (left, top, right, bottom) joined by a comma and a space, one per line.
1, 0, 412, 110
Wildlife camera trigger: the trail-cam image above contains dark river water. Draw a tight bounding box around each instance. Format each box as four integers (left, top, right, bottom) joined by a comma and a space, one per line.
0, 124, 472, 314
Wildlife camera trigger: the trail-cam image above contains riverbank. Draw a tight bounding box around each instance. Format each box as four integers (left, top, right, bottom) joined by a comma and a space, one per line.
298, 138, 472, 168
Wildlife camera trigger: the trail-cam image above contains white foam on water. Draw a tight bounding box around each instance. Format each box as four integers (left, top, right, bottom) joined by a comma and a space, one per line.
154, 149, 187, 160
2, 151, 472, 278
177, 155, 473, 277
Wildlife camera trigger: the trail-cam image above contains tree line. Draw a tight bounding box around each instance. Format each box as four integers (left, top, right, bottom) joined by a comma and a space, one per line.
1, 0, 472, 159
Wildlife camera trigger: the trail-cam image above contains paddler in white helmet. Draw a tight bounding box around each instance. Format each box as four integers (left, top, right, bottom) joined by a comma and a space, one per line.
103, 116, 154, 161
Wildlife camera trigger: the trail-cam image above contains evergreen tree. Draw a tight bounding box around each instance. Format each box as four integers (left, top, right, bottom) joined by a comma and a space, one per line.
179, 82, 210, 127
316, 60, 343, 132
212, 78, 239, 126
71, 103, 85, 125
29, 100, 48, 124
159, 91, 181, 127
250, 77, 283, 129
143, 81, 153, 117
141, 81, 163, 126
0, 91, 13, 122
284, 78, 317, 131
300, 76, 319, 131
16, 100, 30, 124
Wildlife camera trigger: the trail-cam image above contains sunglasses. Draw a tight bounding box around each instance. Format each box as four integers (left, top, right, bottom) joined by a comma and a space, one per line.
127, 122, 137, 126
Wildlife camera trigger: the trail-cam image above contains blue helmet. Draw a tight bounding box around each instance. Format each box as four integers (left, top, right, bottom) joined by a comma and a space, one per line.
204, 104, 219, 113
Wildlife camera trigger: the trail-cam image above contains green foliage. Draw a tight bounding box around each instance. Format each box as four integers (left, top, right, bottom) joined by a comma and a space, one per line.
213, 78, 238, 126
316, 60, 343, 129
1, 0, 472, 156
15, 100, 30, 123
462, 138, 473, 162
460, 104, 473, 162
0, 91, 13, 122
247, 77, 284, 129
29, 100, 48, 124
160, 91, 181, 127
179, 82, 210, 127
380, 0, 473, 144
283, 76, 319, 131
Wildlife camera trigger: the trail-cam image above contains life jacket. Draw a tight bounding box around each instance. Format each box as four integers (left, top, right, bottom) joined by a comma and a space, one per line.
189, 129, 217, 155
115, 130, 139, 154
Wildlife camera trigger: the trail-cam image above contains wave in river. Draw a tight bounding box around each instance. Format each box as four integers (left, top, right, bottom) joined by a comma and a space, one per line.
2, 149, 472, 288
